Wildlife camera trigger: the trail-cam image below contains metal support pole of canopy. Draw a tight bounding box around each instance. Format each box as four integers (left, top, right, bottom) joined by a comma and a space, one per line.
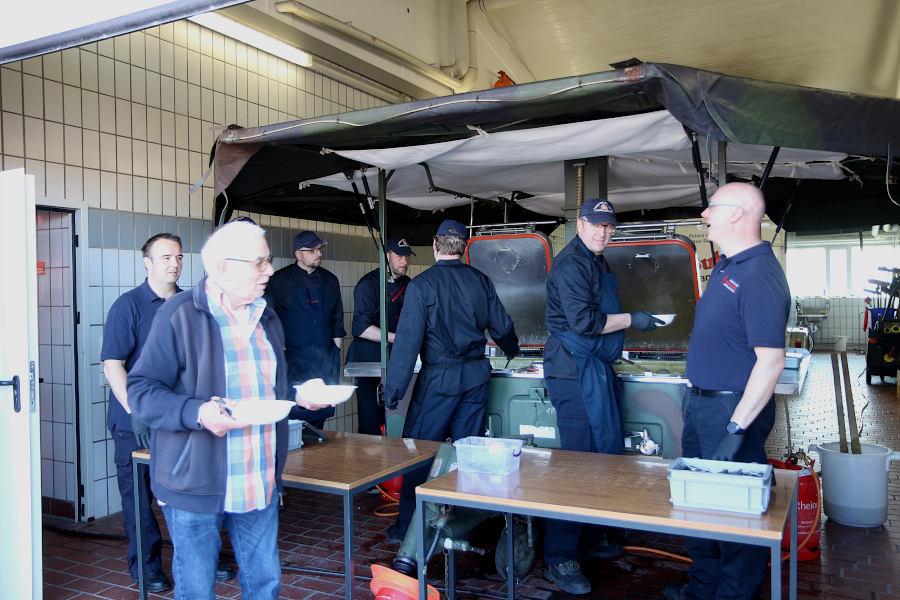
758, 147, 781, 193
685, 129, 718, 266
718, 141, 728, 189
378, 169, 389, 386
563, 157, 608, 242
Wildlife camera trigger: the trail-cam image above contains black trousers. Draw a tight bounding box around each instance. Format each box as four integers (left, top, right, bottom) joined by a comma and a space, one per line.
681, 389, 777, 600
112, 428, 163, 581
355, 377, 385, 435
393, 375, 489, 536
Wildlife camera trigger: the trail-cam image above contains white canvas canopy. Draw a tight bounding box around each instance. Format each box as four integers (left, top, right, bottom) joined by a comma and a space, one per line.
307, 111, 846, 216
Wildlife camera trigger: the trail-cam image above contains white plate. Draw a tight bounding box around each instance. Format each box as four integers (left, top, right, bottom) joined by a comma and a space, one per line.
294, 378, 357, 406
228, 400, 295, 425
653, 313, 676, 326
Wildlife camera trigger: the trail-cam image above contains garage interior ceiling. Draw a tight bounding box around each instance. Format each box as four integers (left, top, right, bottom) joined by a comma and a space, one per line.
242, 0, 900, 100
478, 0, 900, 98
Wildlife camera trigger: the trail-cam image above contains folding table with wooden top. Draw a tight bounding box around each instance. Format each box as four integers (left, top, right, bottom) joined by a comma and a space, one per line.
416, 448, 799, 600
133, 432, 440, 600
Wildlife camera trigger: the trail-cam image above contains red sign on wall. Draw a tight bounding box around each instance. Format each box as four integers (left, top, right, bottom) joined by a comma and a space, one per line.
36, 260, 46, 275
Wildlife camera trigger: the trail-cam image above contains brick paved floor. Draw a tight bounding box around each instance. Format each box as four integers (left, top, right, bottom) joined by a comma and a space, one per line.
42, 352, 898, 599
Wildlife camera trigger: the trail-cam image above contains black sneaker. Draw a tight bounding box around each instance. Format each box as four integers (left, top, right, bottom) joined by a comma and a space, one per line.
144, 570, 172, 594
544, 560, 591, 595
215, 562, 236, 582
385, 523, 406, 544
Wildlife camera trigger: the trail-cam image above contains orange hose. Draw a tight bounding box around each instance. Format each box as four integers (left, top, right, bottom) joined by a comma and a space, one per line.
623, 545, 692, 563
374, 484, 400, 518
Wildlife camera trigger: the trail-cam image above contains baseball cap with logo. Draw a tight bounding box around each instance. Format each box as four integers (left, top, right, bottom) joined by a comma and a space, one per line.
435, 219, 468, 240
385, 235, 416, 256
293, 230, 327, 251
578, 198, 619, 226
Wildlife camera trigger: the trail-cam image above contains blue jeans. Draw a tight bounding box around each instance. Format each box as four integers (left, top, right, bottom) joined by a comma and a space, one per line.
162, 498, 280, 600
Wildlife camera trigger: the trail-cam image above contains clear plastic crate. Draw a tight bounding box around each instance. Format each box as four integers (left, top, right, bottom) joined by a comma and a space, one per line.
287, 420, 303, 451
454, 436, 524, 475
668, 457, 773, 515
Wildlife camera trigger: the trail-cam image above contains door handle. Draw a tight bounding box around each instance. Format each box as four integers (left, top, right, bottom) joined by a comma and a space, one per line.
0, 375, 21, 413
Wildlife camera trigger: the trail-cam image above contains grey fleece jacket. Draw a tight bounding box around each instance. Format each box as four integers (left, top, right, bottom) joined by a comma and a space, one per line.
128, 277, 289, 514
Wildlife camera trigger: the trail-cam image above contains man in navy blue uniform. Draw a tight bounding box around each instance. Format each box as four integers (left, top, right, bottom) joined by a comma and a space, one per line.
101, 233, 181, 593
542, 199, 662, 595
383, 220, 519, 542
346, 236, 413, 435
665, 183, 789, 600
266, 230, 345, 427
102, 233, 235, 593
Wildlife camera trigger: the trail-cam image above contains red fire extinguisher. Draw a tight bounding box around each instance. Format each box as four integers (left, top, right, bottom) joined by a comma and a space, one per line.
375, 424, 402, 516
768, 453, 821, 561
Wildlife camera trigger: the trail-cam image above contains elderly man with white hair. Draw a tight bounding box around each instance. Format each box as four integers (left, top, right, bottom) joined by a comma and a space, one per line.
129, 220, 325, 599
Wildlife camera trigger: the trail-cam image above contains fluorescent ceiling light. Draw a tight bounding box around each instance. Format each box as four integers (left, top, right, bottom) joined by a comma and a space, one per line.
188, 12, 312, 67
3, 0, 180, 49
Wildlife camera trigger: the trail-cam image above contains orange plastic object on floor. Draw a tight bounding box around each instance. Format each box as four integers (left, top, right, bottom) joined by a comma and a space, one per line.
370, 564, 439, 600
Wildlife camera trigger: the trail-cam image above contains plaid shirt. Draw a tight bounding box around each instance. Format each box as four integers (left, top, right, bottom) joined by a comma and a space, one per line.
206, 280, 278, 513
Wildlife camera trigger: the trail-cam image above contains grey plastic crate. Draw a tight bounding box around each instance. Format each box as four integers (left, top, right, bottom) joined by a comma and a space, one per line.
668, 457, 773, 515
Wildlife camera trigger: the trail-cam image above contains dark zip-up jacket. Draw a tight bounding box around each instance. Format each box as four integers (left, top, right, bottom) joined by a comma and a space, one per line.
384, 259, 519, 405
544, 236, 618, 379
128, 277, 289, 514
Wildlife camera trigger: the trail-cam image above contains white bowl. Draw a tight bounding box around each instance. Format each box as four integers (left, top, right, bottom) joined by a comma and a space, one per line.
652, 313, 676, 326
294, 378, 357, 406
228, 400, 295, 425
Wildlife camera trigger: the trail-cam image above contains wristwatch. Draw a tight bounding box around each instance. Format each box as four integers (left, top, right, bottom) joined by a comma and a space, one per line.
726, 421, 744, 435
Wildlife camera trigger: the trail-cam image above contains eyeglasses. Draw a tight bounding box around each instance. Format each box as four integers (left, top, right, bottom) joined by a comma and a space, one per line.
225, 255, 274, 271
299, 247, 323, 255
579, 219, 616, 232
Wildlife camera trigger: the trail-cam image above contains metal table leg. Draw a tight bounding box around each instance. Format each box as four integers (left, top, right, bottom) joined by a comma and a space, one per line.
343, 492, 354, 599
506, 513, 514, 600
416, 495, 427, 600
770, 539, 782, 600
133, 457, 147, 600
445, 546, 455, 600
790, 484, 798, 600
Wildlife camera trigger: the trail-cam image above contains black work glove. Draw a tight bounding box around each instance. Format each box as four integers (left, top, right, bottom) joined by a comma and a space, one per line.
131, 414, 151, 449
710, 433, 744, 462
379, 382, 398, 410
505, 346, 519, 367
630, 311, 664, 332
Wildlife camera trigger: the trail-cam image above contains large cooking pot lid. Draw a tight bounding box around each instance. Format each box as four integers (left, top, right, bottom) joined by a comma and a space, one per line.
466, 232, 552, 347
604, 235, 700, 352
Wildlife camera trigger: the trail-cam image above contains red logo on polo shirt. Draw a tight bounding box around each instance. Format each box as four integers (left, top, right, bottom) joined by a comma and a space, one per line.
721, 275, 739, 293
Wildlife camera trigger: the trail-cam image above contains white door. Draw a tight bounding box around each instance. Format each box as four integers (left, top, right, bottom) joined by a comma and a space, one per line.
0, 168, 43, 598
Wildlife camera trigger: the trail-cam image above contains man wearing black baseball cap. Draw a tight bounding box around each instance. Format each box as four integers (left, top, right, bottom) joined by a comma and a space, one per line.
265, 230, 345, 427
383, 219, 519, 544
346, 235, 415, 435
541, 199, 661, 595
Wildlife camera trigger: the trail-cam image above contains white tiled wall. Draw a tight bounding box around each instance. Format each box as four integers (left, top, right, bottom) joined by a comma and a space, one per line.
1, 19, 399, 519
36, 209, 77, 511
794, 296, 869, 351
